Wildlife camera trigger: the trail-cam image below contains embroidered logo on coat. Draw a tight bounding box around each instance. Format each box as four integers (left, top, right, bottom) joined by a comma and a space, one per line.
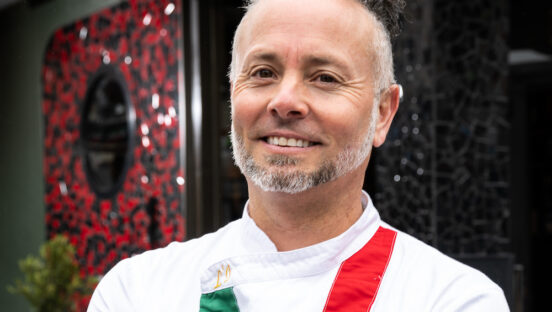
214, 264, 232, 289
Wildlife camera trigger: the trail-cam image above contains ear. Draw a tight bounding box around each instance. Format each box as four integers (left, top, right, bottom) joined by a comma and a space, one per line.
372, 84, 400, 148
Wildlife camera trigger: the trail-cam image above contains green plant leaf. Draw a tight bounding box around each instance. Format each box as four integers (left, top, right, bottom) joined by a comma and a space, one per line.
7, 235, 99, 311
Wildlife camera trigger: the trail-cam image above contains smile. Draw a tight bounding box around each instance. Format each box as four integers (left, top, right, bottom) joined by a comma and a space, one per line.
265, 136, 316, 148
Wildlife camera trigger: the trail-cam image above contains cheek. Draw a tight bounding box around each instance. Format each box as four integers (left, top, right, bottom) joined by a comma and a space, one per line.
311, 97, 373, 141
231, 92, 266, 132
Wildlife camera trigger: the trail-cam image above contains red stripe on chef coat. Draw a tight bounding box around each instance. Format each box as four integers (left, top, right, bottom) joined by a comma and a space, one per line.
323, 226, 397, 312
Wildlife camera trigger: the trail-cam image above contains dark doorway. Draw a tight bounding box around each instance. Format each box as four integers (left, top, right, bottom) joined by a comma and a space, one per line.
509, 1, 552, 310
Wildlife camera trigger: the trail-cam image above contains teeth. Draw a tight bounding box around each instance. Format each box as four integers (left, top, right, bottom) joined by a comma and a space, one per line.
267, 136, 313, 147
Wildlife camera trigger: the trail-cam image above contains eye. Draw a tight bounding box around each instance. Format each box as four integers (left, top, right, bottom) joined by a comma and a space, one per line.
318, 74, 337, 83
253, 68, 275, 79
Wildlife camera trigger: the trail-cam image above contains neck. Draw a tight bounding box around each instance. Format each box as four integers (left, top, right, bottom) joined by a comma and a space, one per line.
247, 167, 366, 251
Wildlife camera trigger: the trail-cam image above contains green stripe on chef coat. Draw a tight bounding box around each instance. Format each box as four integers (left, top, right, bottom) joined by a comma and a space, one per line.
199, 287, 240, 312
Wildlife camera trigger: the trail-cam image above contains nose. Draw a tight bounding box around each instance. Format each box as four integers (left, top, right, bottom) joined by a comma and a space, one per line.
266, 76, 309, 120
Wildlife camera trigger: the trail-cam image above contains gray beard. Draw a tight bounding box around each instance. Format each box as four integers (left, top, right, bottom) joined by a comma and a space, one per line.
230, 105, 378, 194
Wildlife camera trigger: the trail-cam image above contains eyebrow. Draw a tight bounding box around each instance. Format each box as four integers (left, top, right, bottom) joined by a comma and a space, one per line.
243, 51, 282, 69
305, 55, 348, 67
303, 55, 353, 78
304, 55, 337, 67
253, 52, 279, 62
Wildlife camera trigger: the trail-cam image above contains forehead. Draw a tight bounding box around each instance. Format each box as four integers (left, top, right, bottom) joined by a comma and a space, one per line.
237, 0, 376, 63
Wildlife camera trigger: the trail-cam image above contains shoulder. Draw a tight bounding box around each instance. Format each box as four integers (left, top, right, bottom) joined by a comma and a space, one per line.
374, 224, 509, 311
88, 219, 245, 311
112, 218, 243, 279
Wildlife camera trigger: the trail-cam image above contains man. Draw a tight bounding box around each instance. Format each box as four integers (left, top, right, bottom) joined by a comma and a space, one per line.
89, 0, 509, 310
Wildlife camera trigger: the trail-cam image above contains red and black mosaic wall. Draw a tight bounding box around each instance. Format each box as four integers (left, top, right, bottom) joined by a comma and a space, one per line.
42, 0, 185, 276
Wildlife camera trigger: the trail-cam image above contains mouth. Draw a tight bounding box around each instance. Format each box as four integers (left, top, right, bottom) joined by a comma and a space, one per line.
263, 136, 319, 148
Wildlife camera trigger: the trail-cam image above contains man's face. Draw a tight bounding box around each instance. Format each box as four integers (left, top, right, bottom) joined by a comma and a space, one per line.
231, 0, 381, 194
